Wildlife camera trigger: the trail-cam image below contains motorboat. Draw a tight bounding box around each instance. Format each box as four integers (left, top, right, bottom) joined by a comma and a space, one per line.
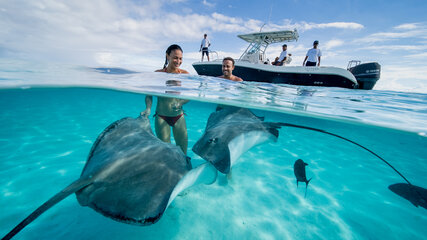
192, 29, 381, 90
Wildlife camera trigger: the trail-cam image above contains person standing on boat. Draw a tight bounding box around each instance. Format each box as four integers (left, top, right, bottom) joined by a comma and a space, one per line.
218, 57, 243, 82
303, 40, 322, 67
200, 33, 211, 62
272, 44, 290, 66
141, 44, 189, 154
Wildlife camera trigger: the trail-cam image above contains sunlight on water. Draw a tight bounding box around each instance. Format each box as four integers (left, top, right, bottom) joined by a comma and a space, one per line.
1, 60, 426, 134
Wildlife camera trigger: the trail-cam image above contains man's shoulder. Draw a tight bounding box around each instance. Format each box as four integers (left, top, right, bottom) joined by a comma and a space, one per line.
232, 76, 243, 82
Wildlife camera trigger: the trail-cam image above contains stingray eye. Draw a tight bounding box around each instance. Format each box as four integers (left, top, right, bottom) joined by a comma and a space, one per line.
208, 138, 218, 143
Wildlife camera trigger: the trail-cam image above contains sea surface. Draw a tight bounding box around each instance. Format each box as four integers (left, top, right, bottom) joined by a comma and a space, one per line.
0, 60, 426, 239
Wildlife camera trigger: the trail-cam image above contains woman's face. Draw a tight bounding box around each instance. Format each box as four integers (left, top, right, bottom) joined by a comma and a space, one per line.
167, 49, 183, 69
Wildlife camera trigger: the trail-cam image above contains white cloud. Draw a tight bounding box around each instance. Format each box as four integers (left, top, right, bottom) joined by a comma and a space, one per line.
261, 20, 364, 32
394, 23, 421, 30
323, 39, 344, 50
0, 1, 264, 66
359, 44, 427, 54
406, 52, 427, 59
313, 22, 364, 30
202, 0, 215, 8
375, 65, 427, 93
358, 23, 427, 43
0, 0, 369, 68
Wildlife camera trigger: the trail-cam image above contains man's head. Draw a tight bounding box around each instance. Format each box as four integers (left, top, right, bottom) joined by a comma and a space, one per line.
313, 40, 319, 47
282, 44, 287, 51
222, 57, 235, 77
204, 34, 207, 38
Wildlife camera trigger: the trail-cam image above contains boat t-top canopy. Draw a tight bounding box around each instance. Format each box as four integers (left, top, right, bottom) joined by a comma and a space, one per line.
238, 29, 298, 64
238, 29, 299, 44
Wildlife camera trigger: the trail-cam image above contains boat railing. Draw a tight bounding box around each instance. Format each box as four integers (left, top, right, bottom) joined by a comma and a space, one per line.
209, 50, 220, 61
347, 60, 361, 70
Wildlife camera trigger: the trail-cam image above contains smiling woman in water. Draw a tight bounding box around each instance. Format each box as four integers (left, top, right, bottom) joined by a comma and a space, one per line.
141, 44, 190, 154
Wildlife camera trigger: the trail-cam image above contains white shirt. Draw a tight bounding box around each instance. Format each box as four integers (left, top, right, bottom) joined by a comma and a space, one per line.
278, 50, 288, 62
201, 38, 210, 48
306, 48, 322, 62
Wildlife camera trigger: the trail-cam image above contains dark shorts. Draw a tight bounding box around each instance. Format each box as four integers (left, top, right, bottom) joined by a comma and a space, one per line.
306, 61, 317, 66
272, 61, 283, 66
202, 47, 209, 56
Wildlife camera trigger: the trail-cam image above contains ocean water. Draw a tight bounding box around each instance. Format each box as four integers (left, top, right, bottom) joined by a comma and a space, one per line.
0, 61, 426, 239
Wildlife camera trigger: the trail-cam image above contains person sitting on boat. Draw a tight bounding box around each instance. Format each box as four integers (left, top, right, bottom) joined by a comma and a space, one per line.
141, 44, 189, 154
272, 44, 291, 66
199, 33, 211, 62
218, 57, 243, 82
303, 40, 322, 67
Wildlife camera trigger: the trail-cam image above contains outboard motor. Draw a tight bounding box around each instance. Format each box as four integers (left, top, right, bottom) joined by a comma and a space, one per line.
347, 60, 381, 90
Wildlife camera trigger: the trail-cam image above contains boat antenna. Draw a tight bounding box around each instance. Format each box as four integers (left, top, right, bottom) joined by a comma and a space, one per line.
260, 23, 266, 32
260, 1, 273, 32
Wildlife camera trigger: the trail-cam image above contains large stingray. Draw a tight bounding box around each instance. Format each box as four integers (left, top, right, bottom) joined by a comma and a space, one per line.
192, 107, 284, 174
192, 107, 418, 207
3, 116, 217, 240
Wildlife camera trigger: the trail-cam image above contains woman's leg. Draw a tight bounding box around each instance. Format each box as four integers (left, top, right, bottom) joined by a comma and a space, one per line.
155, 116, 171, 143
172, 116, 188, 154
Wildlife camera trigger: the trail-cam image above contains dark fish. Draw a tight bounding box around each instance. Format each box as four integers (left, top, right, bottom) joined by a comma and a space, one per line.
294, 159, 312, 197
388, 183, 427, 210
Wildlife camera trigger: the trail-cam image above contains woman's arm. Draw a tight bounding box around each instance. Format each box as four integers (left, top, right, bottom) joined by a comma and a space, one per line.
141, 95, 153, 116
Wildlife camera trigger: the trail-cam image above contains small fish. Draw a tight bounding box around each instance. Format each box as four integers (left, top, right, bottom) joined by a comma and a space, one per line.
293, 159, 312, 197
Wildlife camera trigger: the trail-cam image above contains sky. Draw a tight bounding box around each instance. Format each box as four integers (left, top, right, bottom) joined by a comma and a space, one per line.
0, 0, 427, 92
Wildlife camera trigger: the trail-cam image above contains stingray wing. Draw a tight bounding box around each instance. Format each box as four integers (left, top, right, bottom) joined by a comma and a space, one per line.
80, 116, 155, 177
77, 117, 191, 225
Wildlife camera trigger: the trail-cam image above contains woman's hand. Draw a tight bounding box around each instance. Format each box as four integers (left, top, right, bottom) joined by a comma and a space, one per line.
140, 109, 151, 117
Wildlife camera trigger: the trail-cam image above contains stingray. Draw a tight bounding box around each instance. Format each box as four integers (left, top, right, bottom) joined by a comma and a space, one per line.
3, 116, 217, 240
388, 183, 427, 209
192, 107, 418, 205
192, 107, 285, 174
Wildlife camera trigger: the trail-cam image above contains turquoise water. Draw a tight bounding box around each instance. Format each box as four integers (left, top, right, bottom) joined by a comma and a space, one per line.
0, 63, 426, 239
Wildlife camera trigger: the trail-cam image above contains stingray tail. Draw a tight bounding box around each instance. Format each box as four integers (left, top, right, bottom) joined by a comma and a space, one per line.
280, 123, 413, 186
304, 178, 312, 198
2, 178, 92, 240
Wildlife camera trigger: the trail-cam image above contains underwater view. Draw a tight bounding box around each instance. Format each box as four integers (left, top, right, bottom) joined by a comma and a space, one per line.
0, 64, 426, 240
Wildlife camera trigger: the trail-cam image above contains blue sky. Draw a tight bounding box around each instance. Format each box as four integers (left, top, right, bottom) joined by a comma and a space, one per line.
0, 0, 426, 92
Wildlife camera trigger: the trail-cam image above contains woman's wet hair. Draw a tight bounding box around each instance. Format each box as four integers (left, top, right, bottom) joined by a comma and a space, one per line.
163, 44, 183, 69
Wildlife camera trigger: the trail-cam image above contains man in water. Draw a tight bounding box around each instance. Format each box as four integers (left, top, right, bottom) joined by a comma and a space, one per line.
303, 40, 322, 67
218, 57, 243, 82
216, 57, 243, 112
200, 33, 211, 62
